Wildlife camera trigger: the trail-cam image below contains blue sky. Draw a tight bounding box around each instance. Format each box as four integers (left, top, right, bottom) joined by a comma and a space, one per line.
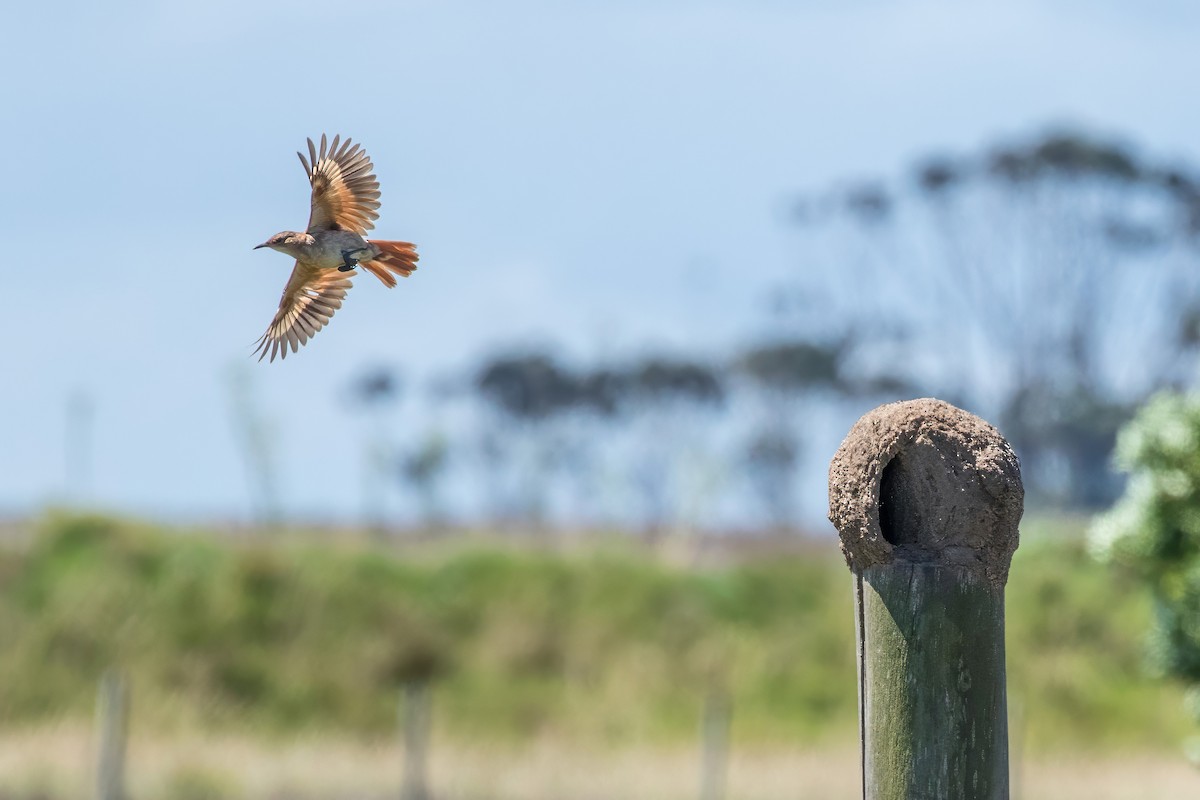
4, 0, 1200, 521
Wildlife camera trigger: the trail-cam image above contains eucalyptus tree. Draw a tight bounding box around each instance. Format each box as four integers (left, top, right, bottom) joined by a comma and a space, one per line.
789, 129, 1200, 507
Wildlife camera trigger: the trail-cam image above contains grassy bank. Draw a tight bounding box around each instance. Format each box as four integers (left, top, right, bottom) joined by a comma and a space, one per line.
0, 514, 1190, 752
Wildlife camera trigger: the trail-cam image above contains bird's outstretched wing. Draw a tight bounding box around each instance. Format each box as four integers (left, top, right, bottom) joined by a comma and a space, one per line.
297, 134, 381, 235
253, 262, 355, 362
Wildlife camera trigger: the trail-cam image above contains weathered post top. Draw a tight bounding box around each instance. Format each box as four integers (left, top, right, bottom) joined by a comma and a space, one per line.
828, 397, 1024, 585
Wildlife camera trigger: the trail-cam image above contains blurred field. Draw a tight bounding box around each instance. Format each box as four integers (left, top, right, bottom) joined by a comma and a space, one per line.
1, 728, 1197, 800
0, 513, 1195, 796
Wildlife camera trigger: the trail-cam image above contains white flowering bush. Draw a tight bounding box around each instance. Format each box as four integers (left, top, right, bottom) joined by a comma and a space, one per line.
1091, 393, 1200, 721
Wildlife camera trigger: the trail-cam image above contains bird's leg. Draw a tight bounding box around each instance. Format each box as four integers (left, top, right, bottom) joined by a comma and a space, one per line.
338, 247, 370, 272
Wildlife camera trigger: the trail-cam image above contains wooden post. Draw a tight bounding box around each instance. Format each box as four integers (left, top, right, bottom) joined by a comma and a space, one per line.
1010, 695, 1025, 800
828, 399, 1023, 800
95, 670, 129, 800
400, 680, 432, 800
698, 687, 731, 800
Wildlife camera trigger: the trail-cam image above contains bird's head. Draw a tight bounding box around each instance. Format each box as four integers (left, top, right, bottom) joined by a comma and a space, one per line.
254, 231, 306, 254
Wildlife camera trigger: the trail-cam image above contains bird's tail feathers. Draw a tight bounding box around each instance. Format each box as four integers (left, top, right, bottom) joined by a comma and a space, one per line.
361, 240, 419, 288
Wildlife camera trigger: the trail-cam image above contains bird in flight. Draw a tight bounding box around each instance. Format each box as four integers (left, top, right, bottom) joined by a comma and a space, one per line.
252, 134, 419, 362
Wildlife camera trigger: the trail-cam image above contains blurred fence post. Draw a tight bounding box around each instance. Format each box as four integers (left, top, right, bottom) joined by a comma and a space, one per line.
400, 680, 432, 800
828, 399, 1023, 800
699, 686, 730, 800
95, 669, 129, 800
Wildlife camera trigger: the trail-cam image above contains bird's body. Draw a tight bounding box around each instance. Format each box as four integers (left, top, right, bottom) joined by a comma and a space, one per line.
265, 229, 379, 268
253, 134, 419, 362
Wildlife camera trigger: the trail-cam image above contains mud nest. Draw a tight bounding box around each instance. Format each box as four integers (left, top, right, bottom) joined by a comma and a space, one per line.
828, 398, 1024, 586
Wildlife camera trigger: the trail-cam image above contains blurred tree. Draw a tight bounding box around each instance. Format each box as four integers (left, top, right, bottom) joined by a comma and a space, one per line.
471, 349, 728, 532
473, 351, 587, 527
620, 356, 725, 535
735, 340, 843, 393
626, 357, 725, 407
575, 366, 631, 417
1000, 384, 1134, 507
791, 129, 1200, 508
1091, 393, 1200, 738
476, 353, 580, 419
355, 370, 402, 404
729, 340, 892, 532
734, 339, 848, 527
401, 431, 450, 529
741, 429, 799, 530
350, 366, 403, 536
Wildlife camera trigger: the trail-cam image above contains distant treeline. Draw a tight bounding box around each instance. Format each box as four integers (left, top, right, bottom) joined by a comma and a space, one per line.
340, 339, 899, 532
229, 129, 1200, 530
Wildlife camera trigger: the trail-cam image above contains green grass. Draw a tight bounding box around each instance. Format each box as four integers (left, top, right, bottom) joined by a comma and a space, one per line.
0, 513, 1190, 751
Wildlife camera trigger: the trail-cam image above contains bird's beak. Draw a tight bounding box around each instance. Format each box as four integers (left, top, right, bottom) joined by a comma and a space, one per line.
253, 242, 269, 250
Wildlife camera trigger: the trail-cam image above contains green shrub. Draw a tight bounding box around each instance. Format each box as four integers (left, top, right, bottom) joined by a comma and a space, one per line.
1092, 392, 1200, 724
